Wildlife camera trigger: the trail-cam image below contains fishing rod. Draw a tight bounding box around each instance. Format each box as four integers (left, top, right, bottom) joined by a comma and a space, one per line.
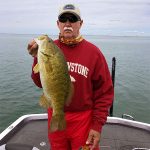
110, 57, 116, 117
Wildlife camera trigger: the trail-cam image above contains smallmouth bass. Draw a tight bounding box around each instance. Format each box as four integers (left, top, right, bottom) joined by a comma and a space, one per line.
33, 35, 73, 132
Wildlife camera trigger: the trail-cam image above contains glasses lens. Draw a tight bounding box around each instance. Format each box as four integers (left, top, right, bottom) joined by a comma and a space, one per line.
59, 16, 67, 23
59, 15, 79, 23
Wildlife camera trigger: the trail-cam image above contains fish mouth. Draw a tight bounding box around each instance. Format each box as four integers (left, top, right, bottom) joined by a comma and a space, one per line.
64, 27, 73, 32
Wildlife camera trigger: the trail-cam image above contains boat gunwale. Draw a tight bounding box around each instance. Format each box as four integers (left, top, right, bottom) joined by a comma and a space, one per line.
107, 117, 150, 131
0, 114, 47, 143
0, 114, 150, 144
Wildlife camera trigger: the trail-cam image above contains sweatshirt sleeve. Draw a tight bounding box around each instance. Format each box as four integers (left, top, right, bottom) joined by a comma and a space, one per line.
91, 52, 114, 132
31, 57, 42, 88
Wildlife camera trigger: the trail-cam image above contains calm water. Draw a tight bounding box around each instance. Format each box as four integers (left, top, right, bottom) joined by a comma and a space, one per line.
0, 34, 150, 133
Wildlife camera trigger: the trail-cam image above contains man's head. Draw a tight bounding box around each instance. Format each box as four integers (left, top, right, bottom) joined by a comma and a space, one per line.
57, 4, 83, 39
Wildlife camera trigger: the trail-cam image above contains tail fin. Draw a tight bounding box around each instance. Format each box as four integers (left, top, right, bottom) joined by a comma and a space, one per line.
49, 115, 66, 132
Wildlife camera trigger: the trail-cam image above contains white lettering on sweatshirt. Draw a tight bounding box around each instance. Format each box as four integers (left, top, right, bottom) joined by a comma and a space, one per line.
67, 62, 89, 78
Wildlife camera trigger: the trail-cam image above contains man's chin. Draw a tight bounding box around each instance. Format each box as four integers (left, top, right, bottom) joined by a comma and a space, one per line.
63, 33, 74, 39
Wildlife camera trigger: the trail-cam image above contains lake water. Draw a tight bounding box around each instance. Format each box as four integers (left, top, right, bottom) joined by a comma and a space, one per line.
0, 34, 150, 133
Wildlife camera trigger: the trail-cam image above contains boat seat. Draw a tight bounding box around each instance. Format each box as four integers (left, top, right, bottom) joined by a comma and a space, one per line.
5, 143, 39, 150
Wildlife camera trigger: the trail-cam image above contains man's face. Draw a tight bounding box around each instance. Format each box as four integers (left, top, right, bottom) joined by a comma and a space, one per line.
57, 13, 83, 39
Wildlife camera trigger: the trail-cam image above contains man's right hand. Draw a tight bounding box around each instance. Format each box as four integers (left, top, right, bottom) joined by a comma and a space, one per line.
27, 39, 38, 57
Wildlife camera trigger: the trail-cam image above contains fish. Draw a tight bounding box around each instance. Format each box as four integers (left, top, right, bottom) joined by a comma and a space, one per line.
33, 35, 73, 132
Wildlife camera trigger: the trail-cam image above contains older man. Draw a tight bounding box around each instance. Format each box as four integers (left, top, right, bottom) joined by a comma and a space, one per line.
28, 4, 114, 150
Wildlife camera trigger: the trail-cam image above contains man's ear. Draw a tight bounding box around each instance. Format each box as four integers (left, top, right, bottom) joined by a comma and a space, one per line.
57, 20, 59, 27
80, 20, 83, 28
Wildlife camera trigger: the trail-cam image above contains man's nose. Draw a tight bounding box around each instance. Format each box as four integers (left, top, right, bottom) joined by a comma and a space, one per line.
65, 20, 71, 25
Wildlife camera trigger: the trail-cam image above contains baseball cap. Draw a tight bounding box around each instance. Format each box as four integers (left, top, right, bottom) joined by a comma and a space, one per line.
58, 4, 81, 20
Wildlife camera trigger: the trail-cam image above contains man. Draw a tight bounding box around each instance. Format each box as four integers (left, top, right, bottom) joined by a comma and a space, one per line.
28, 4, 114, 150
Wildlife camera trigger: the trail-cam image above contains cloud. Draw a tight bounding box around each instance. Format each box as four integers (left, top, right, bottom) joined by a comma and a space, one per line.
0, 0, 150, 36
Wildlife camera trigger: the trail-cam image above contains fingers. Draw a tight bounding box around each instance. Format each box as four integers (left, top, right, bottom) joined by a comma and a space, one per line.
86, 133, 93, 145
86, 129, 100, 150
90, 136, 99, 150
27, 39, 38, 57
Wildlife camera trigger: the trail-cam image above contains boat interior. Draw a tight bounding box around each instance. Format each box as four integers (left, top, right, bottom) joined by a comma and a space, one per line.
0, 114, 150, 150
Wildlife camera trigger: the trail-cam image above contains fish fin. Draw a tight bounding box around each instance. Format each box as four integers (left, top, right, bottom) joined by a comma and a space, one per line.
49, 114, 66, 132
33, 63, 39, 74
65, 83, 74, 106
39, 94, 51, 109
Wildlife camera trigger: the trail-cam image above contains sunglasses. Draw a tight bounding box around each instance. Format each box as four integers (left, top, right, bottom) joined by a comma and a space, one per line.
59, 15, 80, 23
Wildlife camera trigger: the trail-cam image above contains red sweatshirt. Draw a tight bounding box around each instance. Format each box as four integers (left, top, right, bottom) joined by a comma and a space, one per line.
31, 39, 114, 132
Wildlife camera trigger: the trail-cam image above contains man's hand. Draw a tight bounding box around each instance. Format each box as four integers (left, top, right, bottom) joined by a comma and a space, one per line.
86, 129, 101, 150
27, 39, 38, 57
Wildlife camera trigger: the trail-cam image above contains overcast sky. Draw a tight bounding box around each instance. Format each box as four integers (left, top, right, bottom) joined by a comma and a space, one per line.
0, 0, 150, 36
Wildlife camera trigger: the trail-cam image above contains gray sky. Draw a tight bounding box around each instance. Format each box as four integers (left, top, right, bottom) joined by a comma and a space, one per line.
0, 0, 150, 36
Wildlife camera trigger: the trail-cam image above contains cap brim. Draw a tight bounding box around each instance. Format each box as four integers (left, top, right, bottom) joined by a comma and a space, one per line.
58, 11, 81, 20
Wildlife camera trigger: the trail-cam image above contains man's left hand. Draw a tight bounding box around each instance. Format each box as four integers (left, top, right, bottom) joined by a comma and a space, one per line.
86, 129, 101, 150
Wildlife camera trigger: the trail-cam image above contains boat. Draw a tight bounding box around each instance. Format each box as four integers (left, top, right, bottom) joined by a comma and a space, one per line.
0, 58, 150, 150
0, 113, 150, 150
